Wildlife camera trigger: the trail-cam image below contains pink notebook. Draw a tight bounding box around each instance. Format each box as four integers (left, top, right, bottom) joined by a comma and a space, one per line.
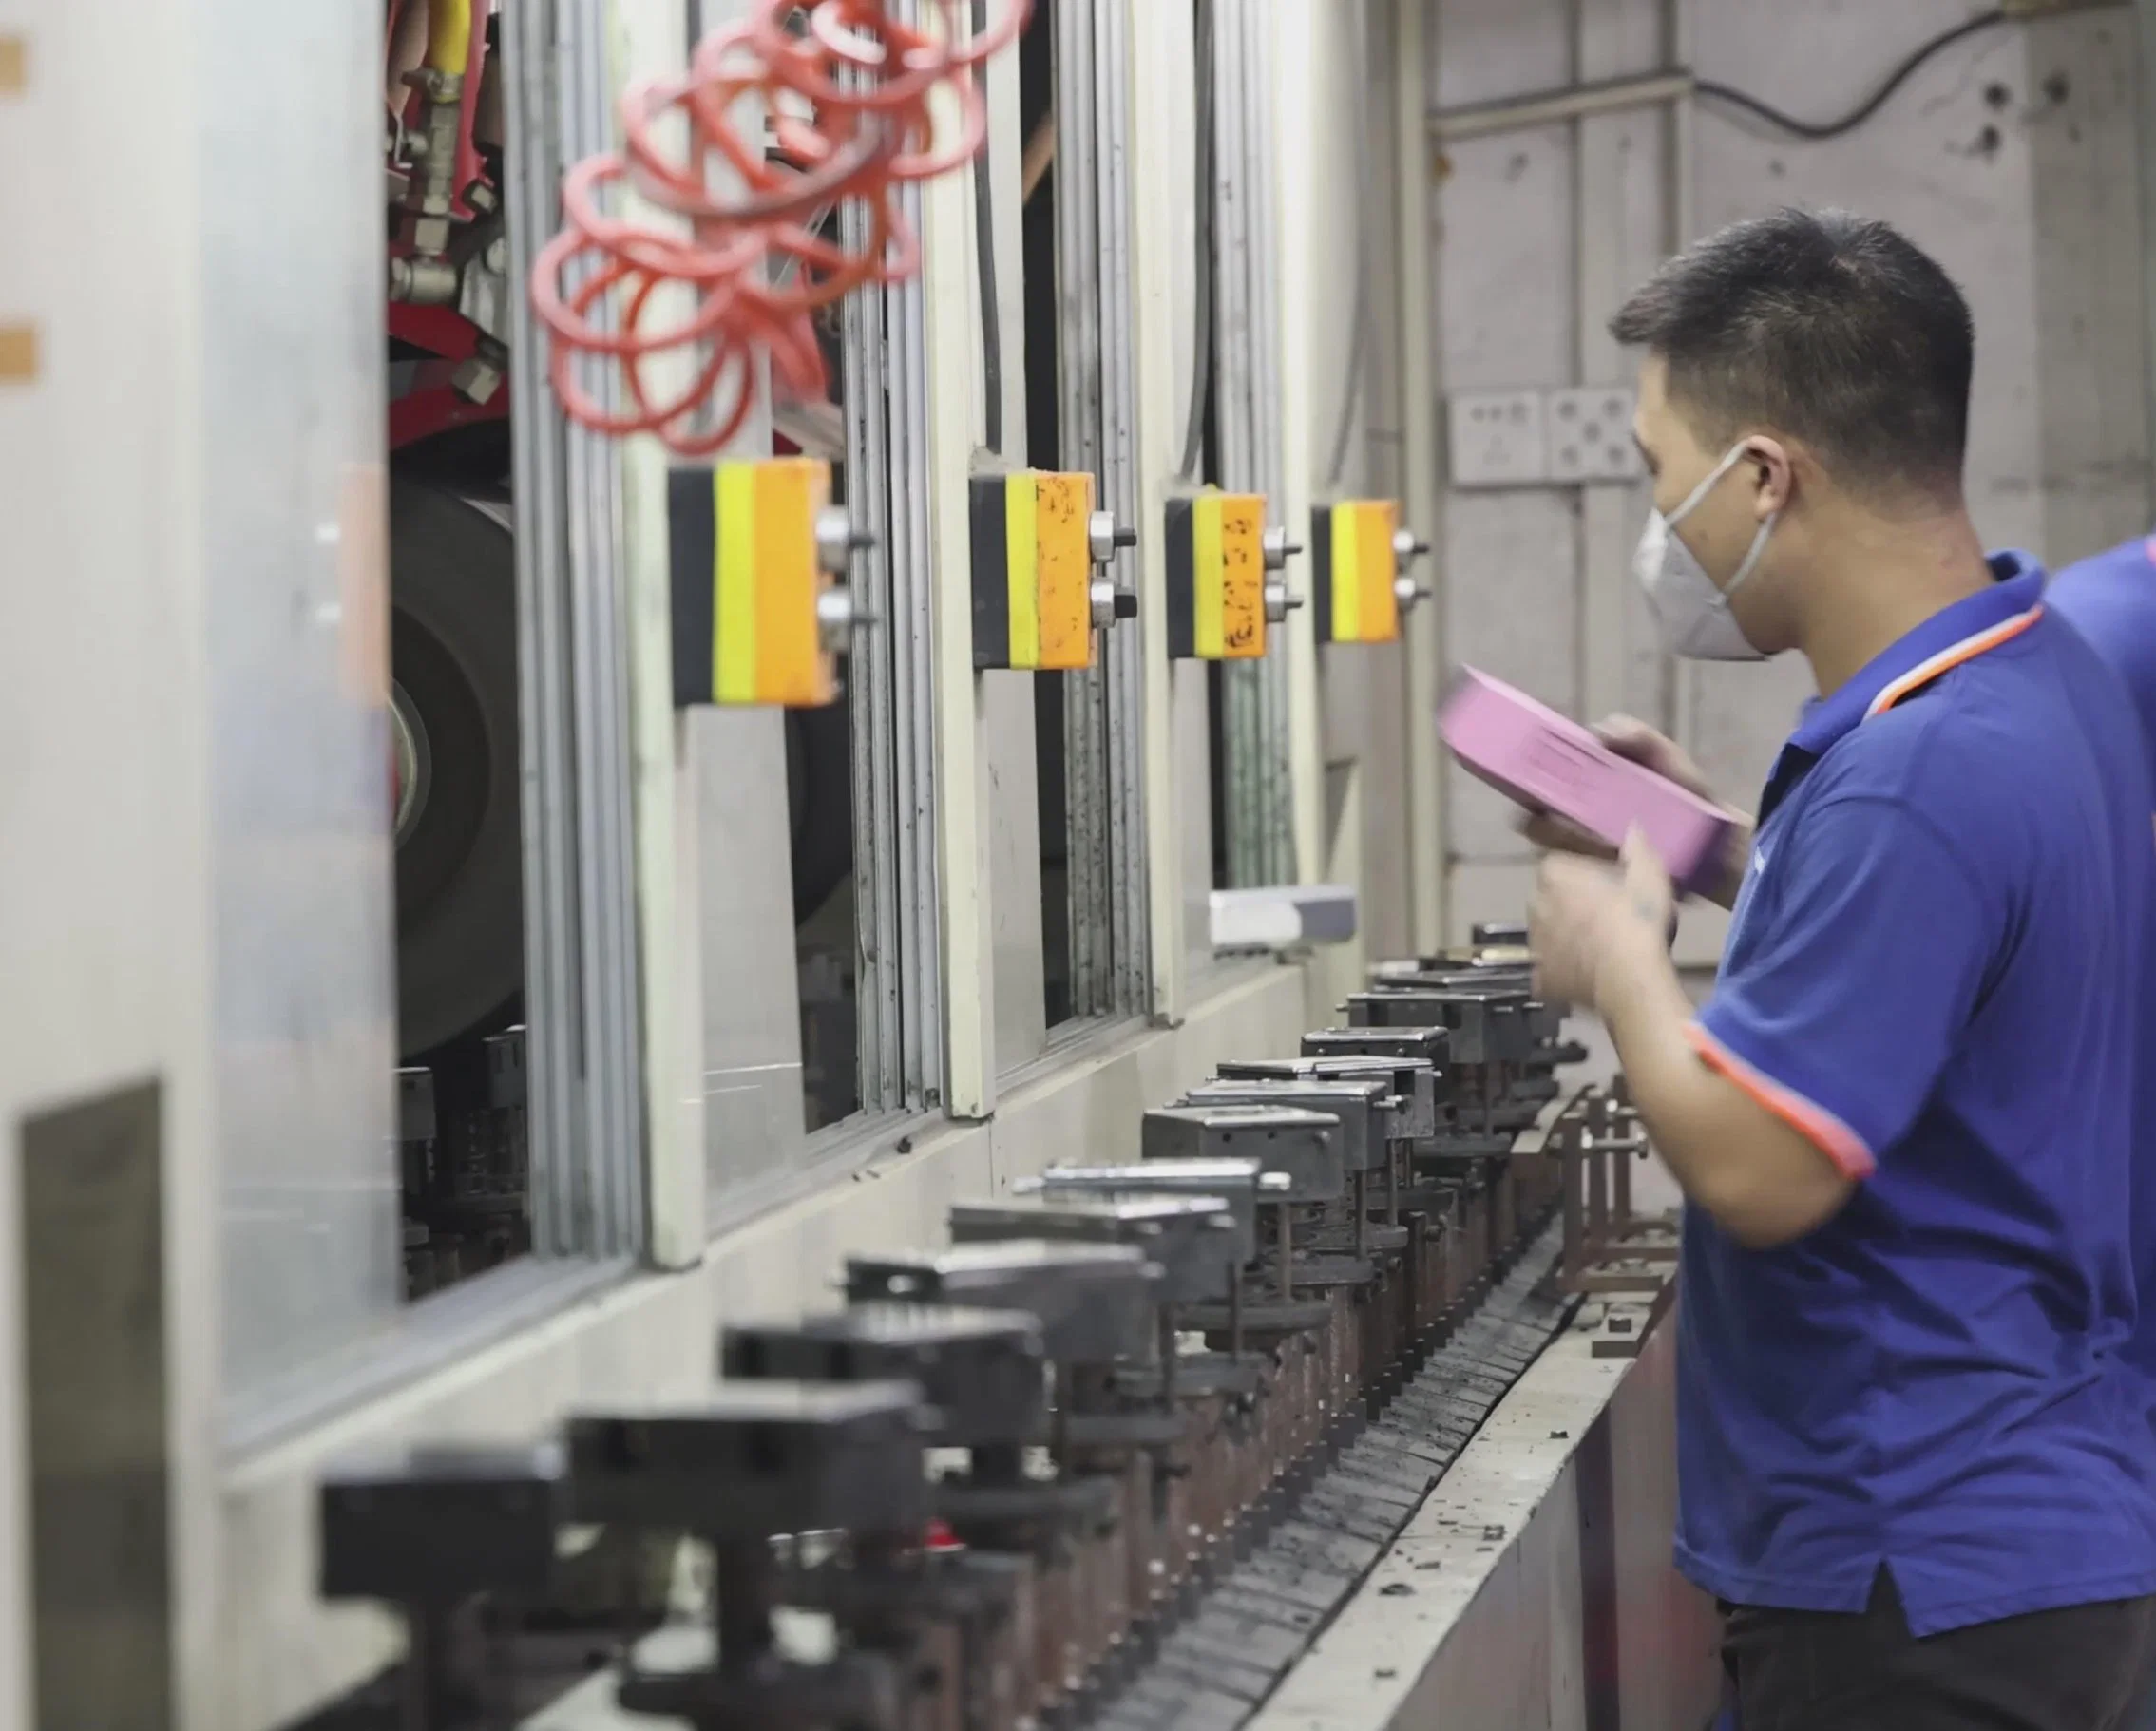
1440, 667, 1731, 893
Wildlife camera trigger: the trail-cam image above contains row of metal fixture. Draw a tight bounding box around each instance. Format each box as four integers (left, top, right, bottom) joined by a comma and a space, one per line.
318, 923, 1577, 1730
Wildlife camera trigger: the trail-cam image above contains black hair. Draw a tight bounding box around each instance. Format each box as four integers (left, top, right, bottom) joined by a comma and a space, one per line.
1609, 207, 1973, 495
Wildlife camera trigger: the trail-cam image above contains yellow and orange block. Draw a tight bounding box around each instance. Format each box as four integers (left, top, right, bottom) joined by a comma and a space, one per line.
970, 470, 1102, 672
1165, 491, 1270, 660
1312, 499, 1421, 646
669, 457, 848, 708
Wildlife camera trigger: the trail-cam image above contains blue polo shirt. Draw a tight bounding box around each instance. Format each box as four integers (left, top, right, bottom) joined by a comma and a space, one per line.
2051, 536, 2156, 766
2050, 537, 2156, 1414
1675, 557, 2156, 1636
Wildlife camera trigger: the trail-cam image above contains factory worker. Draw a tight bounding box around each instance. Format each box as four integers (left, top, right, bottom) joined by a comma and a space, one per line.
2051, 535, 2156, 779
1525, 208, 2156, 1730
2047, 531, 2156, 1731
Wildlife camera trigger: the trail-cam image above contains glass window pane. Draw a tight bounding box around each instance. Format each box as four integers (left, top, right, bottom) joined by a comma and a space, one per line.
212, 0, 401, 1405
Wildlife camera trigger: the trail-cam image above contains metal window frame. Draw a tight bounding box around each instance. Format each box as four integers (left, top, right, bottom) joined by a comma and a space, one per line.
845, 183, 947, 1113
219, 0, 650, 1450
1392, 0, 1447, 952
1212, 0, 1296, 890
1054, 0, 1152, 1022
505, 0, 645, 1260
842, 0, 946, 1116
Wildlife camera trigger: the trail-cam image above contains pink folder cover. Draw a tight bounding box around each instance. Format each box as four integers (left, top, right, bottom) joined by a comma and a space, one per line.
1440, 667, 1732, 893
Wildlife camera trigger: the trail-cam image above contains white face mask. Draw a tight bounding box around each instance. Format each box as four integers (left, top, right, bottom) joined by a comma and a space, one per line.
1633, 442, 1778, 662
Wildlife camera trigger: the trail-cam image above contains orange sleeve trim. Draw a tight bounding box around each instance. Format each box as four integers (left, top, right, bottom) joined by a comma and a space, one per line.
1684, 1022, 1877, 1182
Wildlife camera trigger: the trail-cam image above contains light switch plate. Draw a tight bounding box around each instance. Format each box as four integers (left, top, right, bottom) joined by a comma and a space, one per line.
1447, 390, 1549, 488
1546, 388, 1641, 484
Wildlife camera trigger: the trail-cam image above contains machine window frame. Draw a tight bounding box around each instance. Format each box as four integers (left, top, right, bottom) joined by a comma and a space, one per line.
840, 187, 949, 1120
504, 0, 647, 1266
223, 0, 646, 1455
1046, 0, 1152, 1028
1209, 0, 1296, 894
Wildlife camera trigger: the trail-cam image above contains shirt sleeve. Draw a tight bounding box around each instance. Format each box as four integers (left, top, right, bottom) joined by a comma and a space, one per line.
1691, 792, 1997, 1180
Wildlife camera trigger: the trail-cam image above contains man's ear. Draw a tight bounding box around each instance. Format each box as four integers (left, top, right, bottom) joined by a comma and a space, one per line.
1747, 436, 1796, 519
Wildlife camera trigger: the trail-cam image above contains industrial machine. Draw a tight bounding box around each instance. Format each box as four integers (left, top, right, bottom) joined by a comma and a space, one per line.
314, 934, 1677, 1728
382, 0, 530, 1293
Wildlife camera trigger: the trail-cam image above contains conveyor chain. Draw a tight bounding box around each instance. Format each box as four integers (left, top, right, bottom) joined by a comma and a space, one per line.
1079, 1224, 1574, 1731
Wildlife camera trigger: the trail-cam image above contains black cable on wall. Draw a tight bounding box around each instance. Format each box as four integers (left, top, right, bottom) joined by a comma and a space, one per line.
1696, 10, 2007, 142
1179, 0, 1217, 484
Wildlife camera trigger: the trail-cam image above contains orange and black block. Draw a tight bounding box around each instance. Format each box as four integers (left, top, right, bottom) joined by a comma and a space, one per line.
1165, 491, 1268, 660
1313, 499, 1403, 646
971, 470, 1098, 672
669, 457, 844, 708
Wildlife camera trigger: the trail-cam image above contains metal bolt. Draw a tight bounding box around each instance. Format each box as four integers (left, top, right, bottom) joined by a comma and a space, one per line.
1393, 574, 1434, 611
1087, 508, 1136, 566
1263, 580, 1303, 624
1391, 526, 1431, 564
813, 505, 859, 576
1261, 524, 1303, 571
815, 588, 858, 653
1090, 580, 1139, 630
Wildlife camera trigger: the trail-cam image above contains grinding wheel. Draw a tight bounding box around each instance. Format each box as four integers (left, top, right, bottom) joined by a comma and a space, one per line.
390, 475, 523, 1056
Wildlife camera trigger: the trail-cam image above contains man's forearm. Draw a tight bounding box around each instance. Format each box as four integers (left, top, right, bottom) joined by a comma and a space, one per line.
1592, 920, 1852, 1246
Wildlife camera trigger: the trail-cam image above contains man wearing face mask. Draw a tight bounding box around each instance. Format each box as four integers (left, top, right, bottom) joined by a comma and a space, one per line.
1527, 207, 2156, 1729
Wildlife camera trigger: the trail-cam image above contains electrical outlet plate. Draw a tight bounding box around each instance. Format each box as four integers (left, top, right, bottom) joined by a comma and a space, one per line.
1546, 388, 1642, 485
1447, 390, 1548, 488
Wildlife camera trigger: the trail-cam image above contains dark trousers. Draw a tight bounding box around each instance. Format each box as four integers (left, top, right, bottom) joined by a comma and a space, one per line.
1720, 1570, 2156, 1731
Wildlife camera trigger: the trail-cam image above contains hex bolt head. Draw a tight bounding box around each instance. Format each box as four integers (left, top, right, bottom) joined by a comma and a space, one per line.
1261, 524, 1303, 571
815, 588, 859, 653
1091, 580, 1139, 629
1087, 508, 1136, 566
813, 505, 858, 577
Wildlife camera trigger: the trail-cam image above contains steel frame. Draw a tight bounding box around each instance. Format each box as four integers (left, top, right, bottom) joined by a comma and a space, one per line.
504, 0, 644, 1262
1055, 0, 1151, 1020
1215, 0, 1296, 890
1546, 1080, 1679, 1308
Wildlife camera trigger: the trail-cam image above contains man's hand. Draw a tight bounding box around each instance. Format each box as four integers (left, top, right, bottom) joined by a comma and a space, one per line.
1530, 830, 1674, 1011
1537, 830, 1854, 1247
1518, 714, 1752, 910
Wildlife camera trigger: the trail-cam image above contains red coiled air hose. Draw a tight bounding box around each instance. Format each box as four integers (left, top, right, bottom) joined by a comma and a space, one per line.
529, 0, 1028, 457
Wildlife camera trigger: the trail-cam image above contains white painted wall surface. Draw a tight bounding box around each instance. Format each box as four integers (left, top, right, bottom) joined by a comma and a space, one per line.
0, 6, 221, 1723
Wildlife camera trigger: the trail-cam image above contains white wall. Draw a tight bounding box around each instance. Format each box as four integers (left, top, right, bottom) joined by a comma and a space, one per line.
1427, 0, 2151, 943
1266, 0, 1434, 1004
0, 4, 220, 1724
